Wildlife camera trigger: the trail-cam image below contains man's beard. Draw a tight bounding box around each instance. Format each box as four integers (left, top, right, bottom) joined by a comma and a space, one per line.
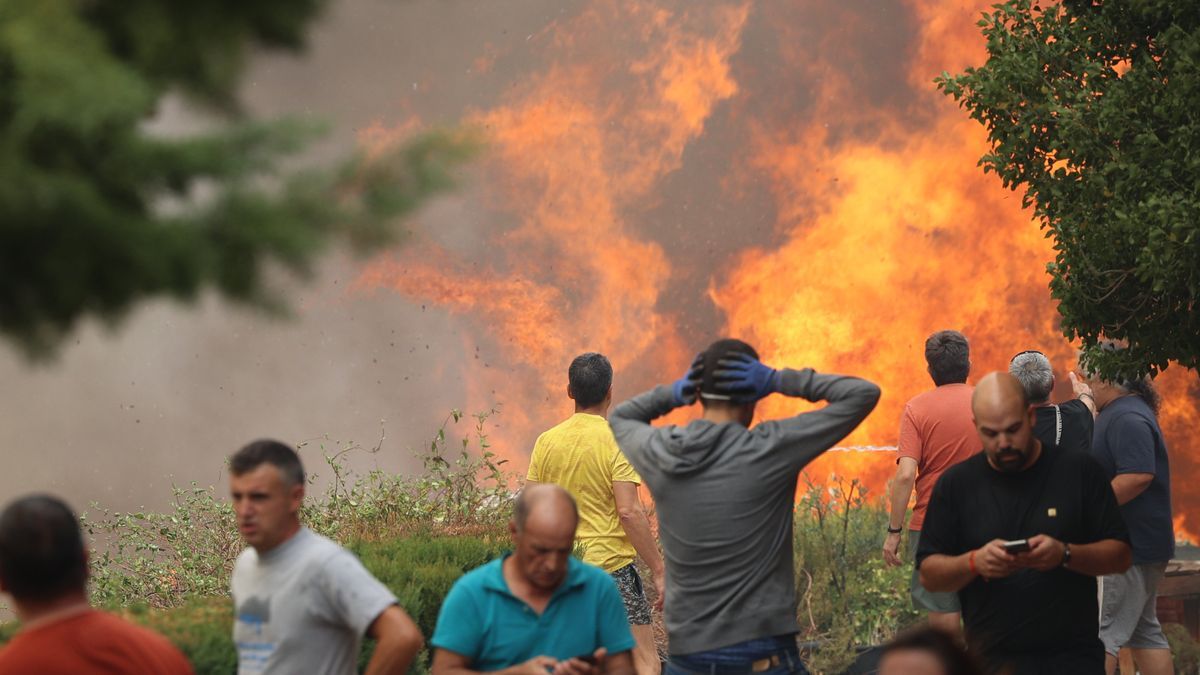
994, 446, 1027, 472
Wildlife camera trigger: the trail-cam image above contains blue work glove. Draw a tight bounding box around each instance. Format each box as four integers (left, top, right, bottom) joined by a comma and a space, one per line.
671, 353, 705, 406
711, 353, 778, 403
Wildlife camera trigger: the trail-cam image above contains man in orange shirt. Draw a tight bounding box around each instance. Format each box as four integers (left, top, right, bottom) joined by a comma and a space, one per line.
0, 494, 193, 674
882, 330, 981, 635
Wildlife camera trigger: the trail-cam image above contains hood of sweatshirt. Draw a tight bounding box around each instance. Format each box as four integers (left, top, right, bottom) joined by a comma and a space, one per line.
641, 418, 749, 477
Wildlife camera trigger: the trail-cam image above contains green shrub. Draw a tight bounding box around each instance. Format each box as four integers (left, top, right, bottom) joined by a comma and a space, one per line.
1166, 622, 1200, 675
78, 410, 511, 612
0, 536, 511, 675
793, 476, 920, 673
130, 597, 238, 675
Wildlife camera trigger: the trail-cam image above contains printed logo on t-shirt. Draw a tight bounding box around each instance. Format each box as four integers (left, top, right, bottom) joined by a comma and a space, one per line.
235, 595, 276, 674
1048, 508, 1058, 517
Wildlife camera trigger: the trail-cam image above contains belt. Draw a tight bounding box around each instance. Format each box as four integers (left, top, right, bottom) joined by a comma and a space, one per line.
669, 652, 793, 675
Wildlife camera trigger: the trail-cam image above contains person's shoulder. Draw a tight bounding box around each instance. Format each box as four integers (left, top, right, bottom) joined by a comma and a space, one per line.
938, 452, 986, 484
907, 383, 971, 411
84, 610, 181, 646
453, 557, 505, 593
1058, 398, 1091, 415
1109, 398, 1158, 427
232, 545, 258, 575
568, 557, 616, 588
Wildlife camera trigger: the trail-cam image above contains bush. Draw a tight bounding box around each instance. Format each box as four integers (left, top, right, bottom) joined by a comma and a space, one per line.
1166, 622, 1200, 675
0, 409, 515, 675
80, 409, 512, 611
0, 536, 511, 675
793, 476, 920, 673
352, 535, 510, 673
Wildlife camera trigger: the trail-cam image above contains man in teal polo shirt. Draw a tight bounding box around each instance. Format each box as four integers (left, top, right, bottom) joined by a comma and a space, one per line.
431, 484, 636, 675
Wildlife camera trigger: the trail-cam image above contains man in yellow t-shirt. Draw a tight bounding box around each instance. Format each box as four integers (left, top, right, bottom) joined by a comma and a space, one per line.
527, 352, 665, 675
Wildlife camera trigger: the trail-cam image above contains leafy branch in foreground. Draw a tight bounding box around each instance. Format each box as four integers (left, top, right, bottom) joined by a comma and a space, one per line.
0, 0, 480, 359
936, 0, 1200, 380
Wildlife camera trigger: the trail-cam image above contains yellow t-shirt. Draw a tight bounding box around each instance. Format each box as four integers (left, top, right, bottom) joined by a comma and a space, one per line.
526, 413, 642, 573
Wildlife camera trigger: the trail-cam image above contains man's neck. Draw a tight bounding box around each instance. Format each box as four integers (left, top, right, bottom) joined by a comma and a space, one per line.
1097, 390, 1135, 412
253, 520, 303, 556
574, 404, 608, 419
13, 591, 89, 627
702, 407, 743, 425
502, 555, 557, 611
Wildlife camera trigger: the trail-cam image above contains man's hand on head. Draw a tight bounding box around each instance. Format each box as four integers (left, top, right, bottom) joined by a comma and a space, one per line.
671, 354, 705, 406
711, 353, 778, 403
1013, 534, 1066, 572
974, 539, 1022, 579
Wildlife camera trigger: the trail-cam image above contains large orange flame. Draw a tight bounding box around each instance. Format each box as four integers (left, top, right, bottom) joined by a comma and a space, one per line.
354, 0, 1199, 541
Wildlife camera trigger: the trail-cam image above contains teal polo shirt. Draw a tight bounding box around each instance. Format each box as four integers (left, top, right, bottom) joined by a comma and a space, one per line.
431, 554, 635, 670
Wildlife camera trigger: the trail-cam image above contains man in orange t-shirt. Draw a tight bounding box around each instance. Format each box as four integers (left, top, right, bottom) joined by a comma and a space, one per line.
0, 494, 193, 674
881, 330, 981, 635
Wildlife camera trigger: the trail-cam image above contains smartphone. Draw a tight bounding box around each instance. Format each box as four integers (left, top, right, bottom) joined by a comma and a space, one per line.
1003, 539, 1031, 554
574, 654, 598, 665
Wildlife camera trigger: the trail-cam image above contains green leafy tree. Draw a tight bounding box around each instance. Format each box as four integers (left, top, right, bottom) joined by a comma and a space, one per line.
0, 0, 476, 358
937, 0, 1199, 379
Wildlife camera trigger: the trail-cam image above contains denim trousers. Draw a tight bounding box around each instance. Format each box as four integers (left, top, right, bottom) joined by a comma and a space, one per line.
665, 635, 811, 675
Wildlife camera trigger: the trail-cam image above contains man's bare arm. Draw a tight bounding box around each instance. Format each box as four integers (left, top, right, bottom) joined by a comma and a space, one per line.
1019, 536, 1131, 576
920, 539, 1021, 592
1111, 473, 1153, 505
883, 458, 917, 566
613, 481, 665, 608
1064, 539, 1132, 575
365, 606, 424, 675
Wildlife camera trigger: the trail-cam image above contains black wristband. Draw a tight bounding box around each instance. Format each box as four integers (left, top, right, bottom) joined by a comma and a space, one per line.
886, 526, 903, 534
1060, 542, 1072, 568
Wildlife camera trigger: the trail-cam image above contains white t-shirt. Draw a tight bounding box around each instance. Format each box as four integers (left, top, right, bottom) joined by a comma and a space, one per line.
232, 527, 397, 675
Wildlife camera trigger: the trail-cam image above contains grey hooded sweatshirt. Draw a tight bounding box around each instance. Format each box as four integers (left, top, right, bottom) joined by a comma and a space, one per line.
609, 368, 880, 655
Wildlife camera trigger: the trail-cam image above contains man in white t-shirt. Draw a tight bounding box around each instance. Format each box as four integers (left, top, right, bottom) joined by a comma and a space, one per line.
229, 440, 423, 675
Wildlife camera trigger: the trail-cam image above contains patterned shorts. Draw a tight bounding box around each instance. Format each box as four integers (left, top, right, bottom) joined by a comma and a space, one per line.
611, 563, 652, 625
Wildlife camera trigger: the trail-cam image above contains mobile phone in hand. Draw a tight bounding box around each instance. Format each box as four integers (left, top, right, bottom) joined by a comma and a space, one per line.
1003, 539, 1031, 554
574, 654, 598, 665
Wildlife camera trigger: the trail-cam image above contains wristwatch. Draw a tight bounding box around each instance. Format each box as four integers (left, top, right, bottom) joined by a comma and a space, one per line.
1060, 542, 1072, 568
886, 526, 903, 534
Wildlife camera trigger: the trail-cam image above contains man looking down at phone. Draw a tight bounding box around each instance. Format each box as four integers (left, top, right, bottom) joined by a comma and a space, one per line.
917, 372, 1132, 674
430, 484, 635, 675
610, 339, 880, 674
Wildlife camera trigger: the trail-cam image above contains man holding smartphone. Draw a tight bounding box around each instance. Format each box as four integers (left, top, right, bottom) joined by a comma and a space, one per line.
918, 372, 1132, 673
430, 484, 636, 675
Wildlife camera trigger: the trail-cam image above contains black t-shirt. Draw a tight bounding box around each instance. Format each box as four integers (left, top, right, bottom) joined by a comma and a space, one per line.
1033, 399, 1093, 456
917, 447, 1130, 673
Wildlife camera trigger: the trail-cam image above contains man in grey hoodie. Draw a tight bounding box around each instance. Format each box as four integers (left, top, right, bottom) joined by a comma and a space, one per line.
609, 338, 881, 675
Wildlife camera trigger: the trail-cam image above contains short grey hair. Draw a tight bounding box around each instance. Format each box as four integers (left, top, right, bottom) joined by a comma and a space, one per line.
1009, 351, 1054, 403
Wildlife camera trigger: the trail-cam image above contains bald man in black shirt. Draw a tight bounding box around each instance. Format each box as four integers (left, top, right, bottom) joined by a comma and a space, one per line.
917, 372, 1131, 674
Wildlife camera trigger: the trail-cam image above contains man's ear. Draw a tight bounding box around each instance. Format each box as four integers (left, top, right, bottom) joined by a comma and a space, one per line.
603, 387, 613, 405
289, 482, 305, 511
567, 384, 575, 401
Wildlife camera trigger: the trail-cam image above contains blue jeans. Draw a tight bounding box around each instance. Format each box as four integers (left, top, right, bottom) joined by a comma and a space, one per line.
666, 635, 810, 675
